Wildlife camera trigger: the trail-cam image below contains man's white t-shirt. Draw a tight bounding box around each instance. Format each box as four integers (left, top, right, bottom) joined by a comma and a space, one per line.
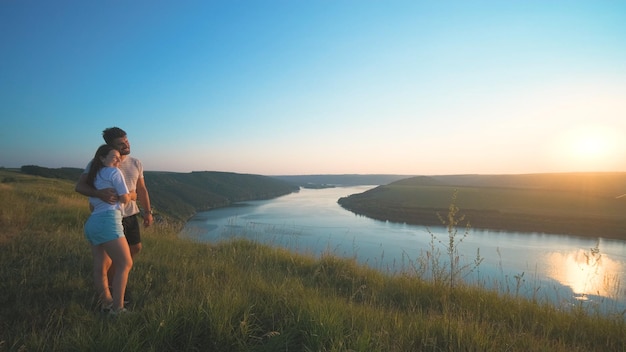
117, 156, 144, 217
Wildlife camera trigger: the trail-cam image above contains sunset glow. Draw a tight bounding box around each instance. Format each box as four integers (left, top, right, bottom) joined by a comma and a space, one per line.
1, 1, 625, 175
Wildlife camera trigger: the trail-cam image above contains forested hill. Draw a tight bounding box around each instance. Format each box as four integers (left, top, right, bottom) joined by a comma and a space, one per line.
144, 171, 299, 220
17, 166, 299, 221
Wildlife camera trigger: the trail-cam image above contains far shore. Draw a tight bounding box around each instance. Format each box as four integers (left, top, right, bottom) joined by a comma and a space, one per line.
342, 206, 626, 241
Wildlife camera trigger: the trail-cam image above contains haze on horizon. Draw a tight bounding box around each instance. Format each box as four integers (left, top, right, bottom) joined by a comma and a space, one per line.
1, 1, 625, 176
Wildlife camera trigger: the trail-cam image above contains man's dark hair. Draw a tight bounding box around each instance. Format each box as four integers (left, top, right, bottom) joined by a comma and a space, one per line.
102, 127, 127, 145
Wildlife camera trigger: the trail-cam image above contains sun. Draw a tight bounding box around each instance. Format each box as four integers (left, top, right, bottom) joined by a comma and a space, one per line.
551, 124, 624, 171
572, 134, 609, 159
552, 124, 626, 172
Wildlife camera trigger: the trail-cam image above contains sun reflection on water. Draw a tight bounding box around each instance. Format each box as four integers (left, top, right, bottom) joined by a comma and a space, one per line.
546, 247, 623, 300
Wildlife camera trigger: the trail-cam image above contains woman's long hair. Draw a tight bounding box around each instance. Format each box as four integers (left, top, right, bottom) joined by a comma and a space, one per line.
86, 144, 117, 188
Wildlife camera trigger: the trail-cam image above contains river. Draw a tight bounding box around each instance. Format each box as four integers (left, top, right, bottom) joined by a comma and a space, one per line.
180, 185, 626, 315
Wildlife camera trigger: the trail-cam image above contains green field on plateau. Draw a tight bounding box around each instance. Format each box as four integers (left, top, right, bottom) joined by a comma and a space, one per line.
338, 173, 626, 239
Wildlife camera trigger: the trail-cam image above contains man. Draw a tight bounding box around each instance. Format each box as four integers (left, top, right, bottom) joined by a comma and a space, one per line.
76, 127, 154, 257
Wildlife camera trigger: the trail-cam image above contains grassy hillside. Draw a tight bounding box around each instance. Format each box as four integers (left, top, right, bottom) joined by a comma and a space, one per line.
339, 173, 626, 239
1, 170, 625, 351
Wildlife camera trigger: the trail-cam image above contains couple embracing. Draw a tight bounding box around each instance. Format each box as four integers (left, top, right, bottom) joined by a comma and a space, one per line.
75, 127, 154, 315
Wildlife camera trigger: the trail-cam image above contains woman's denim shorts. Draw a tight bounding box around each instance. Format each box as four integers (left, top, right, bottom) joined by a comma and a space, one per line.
84, 210, 125, 246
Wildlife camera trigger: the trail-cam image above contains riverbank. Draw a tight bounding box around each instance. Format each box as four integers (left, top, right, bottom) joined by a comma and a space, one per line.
338, 173, 626, 240
2, 171, 625, 351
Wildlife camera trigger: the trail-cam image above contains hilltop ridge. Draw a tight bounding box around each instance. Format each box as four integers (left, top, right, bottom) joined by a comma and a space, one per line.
392, 172, 626, 196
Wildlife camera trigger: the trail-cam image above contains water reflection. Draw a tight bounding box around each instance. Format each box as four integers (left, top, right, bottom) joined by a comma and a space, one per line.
546, 245, 623, 300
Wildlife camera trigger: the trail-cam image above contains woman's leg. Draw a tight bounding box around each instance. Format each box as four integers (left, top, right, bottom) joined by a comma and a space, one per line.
102, 237, 133, 311
91, 245, 113, 306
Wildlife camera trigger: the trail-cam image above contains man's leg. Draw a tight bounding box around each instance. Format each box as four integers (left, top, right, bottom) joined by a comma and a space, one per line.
122, 214, 142, 257
121, 214, 142, 304
129, 242, 142, 257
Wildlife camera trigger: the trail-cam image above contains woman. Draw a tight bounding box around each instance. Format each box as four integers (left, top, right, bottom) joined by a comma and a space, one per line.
83, 144, 133, 315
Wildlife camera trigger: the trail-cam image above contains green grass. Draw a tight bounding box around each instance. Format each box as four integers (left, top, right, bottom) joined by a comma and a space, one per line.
1, 170, 625, 351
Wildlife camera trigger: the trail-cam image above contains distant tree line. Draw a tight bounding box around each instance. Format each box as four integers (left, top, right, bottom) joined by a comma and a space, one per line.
21, 165, 83, 181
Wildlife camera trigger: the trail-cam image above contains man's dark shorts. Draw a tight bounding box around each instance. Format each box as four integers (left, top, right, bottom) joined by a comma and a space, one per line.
122, 214, 141, 245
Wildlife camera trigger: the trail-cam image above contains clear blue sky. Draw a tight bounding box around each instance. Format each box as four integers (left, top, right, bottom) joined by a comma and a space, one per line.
2, 1, 625, 175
